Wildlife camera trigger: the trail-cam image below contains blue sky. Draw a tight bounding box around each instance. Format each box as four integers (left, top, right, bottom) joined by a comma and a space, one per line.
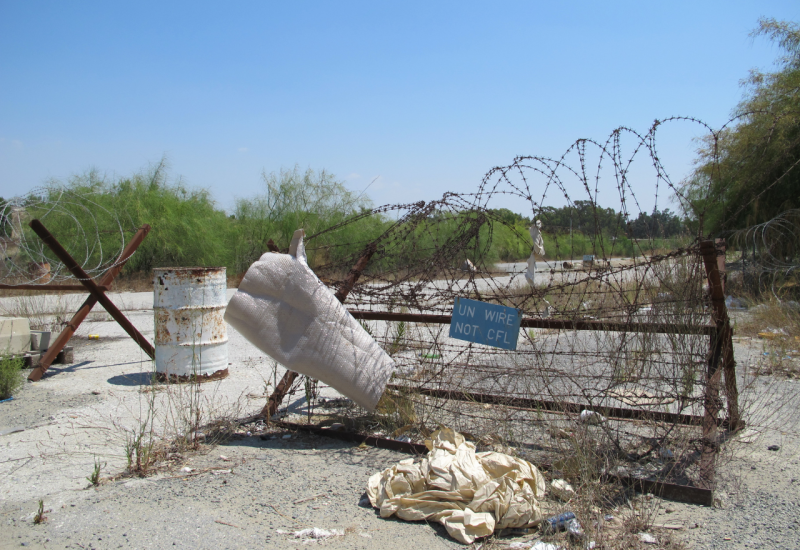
1, 1, 797, 217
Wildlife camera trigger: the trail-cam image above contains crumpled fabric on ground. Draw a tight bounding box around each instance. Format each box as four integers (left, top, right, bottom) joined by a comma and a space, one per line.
224, 229, 395, 411
367, 428, 546, 544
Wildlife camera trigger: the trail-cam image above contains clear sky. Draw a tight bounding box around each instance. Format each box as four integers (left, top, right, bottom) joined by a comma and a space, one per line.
1, 1, 797, 217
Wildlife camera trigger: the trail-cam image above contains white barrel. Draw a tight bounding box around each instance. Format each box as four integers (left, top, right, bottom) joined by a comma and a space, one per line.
153, 267, 229, 381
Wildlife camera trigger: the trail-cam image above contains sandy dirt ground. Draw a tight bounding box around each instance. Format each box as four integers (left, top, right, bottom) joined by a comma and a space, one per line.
1, 291, 799, 549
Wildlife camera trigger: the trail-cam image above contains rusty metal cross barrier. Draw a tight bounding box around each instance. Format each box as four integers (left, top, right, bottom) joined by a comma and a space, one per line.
23, 219, 155, 381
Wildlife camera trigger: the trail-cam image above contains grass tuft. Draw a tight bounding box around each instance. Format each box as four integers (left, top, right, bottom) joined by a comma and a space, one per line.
33, 500, 47, 524
0, 355, 24, 400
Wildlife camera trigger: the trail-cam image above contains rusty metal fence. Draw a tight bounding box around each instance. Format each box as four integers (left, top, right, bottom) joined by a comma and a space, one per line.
257, 123, 746, 505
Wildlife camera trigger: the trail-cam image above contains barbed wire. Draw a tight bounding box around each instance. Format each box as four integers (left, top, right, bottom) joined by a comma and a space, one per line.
291, 117, 798, 488
0, 186, 130, 284
727, 209, 800, 299
4, 117, 795, 489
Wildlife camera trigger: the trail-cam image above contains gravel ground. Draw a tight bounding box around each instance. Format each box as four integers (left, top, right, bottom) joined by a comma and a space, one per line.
1, 290, 799, 549
641, 427, 800, 550
1, 431, 463, 550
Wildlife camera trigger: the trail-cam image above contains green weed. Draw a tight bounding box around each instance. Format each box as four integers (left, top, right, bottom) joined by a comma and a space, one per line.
33, 500, 46, 524
86, 457, 105, 486
388, 319, 407, 356
0, 355, 24, 400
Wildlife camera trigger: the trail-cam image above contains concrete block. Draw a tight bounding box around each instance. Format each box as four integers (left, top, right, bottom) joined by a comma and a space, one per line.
30, 330, 51, 351
0, 317, 31, 355
59, 346, 74, 364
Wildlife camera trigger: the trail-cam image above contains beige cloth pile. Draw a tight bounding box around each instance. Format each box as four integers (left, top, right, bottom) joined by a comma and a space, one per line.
367, 428, 546, 544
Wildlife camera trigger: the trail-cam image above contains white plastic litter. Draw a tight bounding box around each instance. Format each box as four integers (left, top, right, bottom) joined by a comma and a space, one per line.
367, 428, 546, 544
579, 410, 606, 424
530, 220, 545, 257
639, 532, 658, 544
224, 229, 395, 411
291, 528, 343, 539
550, 479, 576, 501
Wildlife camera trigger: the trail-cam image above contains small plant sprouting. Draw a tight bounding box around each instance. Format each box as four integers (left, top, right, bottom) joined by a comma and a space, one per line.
123, 396, 156, 476
358, 319, 374, 337
33, 500, 46, 524
86, 457, 105, 487
388, 308, 409, 356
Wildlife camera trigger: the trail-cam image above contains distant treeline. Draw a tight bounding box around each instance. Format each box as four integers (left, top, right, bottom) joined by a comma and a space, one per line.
2, 163, 692, 278
490, 201, 686, 239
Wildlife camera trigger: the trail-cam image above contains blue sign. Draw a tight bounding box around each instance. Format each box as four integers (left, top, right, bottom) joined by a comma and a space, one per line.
449, 297, 521, 350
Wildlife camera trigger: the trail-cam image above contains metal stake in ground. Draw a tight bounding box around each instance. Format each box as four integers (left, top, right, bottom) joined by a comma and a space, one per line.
702, 239, 741, 430
261, 242, 378, 418
698, 239, 741, 490
27, 220, 154, 381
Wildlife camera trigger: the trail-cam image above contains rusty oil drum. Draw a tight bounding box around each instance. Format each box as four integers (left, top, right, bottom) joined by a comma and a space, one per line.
153, 267, 229, 382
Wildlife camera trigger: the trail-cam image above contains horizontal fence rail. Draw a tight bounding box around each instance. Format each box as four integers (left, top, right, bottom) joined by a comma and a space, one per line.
348, 310, 717, 336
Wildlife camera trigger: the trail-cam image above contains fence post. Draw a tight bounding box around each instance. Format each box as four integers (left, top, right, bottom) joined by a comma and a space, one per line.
705, 239, 741, 430
716, 239, 741, 431
699, 240, 721, 489
699, 239, 742, 488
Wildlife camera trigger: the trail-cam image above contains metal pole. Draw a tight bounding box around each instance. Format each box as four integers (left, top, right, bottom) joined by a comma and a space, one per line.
348, 310, 715, 336
0, 284, 110, 291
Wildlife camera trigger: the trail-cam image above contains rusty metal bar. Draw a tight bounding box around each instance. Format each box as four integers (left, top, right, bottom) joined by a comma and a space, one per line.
27, 221, 154, 381
334, 242, 377, 302
348, 310, 716, 336
261, 241, 377, 419
29, 222, 151, 380
703, 239, 740, 436
606, 474, 713, 506
720, 325, 740, 430
275, 420, 714, 506
388, 384, 712, 426
0, 284, 111, 291
698, 240, 725, 490
263, 368, 300, 419
277, 421, 429, 454
713, 239, 741, 431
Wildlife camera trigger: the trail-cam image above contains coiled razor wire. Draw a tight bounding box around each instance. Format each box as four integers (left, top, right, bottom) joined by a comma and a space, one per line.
0, 186, 129, 284
292, 116, 798, 488
727, 209, 800, 299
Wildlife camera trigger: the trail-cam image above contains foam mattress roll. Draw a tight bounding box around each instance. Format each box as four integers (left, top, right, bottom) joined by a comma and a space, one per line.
224, 229, 395, 411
